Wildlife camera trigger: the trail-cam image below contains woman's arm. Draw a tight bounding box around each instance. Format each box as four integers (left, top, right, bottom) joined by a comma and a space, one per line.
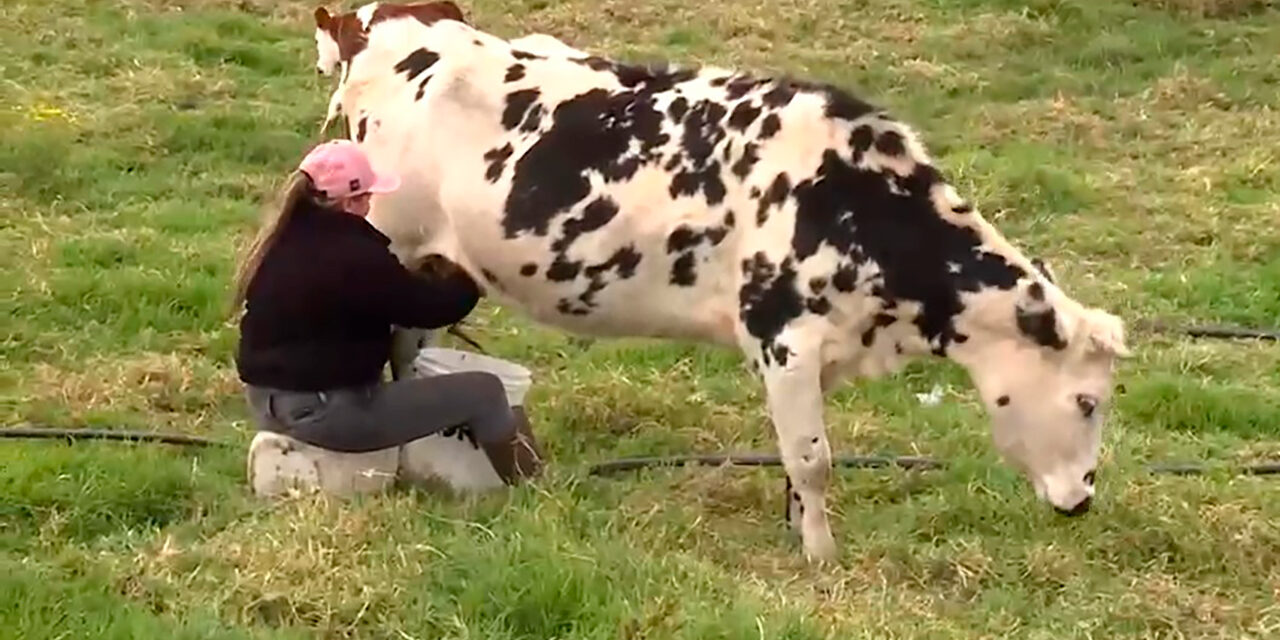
365, 252, 482, 329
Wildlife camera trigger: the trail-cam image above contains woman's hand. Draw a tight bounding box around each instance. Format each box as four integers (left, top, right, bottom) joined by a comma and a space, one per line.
417, 253, 466, 280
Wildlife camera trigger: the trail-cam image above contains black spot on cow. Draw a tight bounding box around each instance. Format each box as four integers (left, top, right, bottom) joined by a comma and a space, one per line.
681, 100, 728, 166
832, 264, 857, 293
511, 49, 542, 60
567, 245, 643, 312
612, 61, 698, 93
669, 161, 726, 204
481, 269, 499, 284
952, 202, 973, 214
761, 82, 796, 109
770, 342, 791, 367
394, 48, 439, 80
556, 299, 586, 316
1028, 281, 1046, 301
809, 277, 827, 294
415, 75, 431, 100
670, 252, 697, 286
664, 153, 683, 172
874, 130, 906, 158
505, 64, 526, 82
728, 102, 761, 131
668, 96, 689, 123
709, 76, 729, 87
725, 76, 762, 100
824, 88, 875, 121
739, 253, 803, 366
503, 88, 668, 238
1031, 257, 1055, 283
759, 113, 781, 139
552, 196, 620, 252
580, 56, 612, 72
665, 221, 731, 286
1016, 306, 1068, 350
502, 89, 540, 130
732, 142, 760, 179
784, 146, 1025, 352
483, 144, 514, 183
667, 225, 700, 253
520, 102, 544, 132
756, 173, 790, 225
806, 297, 831, 315
356, 116, 368, 142
724, 210, 736, 228
849, 125, 874, 161
520, 263, 538, 277
997, 395, 1010, 407
546, 256, 583, 282
861, 312, 896, 347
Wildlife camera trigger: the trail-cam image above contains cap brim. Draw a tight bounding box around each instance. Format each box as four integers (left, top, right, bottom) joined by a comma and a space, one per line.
365, 171, 401, 194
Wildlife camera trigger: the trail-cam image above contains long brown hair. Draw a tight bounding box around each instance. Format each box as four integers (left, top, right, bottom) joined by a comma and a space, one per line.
229, 171, 333, 313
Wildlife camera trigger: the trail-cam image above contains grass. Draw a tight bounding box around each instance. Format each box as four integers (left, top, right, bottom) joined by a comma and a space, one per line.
2, 0, 1279, 637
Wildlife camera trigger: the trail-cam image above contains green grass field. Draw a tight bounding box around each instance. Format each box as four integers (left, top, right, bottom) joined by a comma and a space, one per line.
3, 0, 1279, 637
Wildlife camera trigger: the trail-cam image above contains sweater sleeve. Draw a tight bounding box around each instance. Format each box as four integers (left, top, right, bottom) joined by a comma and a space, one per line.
362, 250, 482, 329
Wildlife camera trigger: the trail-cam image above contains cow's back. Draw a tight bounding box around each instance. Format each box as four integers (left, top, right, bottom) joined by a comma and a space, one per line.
348, 19, 860, 345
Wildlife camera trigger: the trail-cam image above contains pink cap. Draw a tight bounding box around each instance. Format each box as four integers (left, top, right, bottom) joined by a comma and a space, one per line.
298, 139, 401, 199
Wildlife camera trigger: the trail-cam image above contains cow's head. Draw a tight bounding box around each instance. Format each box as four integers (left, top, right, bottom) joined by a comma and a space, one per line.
313, 2, 466, 75
950, 273, 1130, 516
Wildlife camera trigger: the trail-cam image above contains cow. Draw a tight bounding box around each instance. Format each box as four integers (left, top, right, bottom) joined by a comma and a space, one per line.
308, 4, 1131, 563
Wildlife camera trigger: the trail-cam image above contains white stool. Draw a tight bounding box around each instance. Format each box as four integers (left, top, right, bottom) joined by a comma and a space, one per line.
245, 347, 538, 499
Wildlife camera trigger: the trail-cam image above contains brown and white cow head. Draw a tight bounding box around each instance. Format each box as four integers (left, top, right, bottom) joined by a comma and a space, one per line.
313, 2, 466, 75
949, 273, 1130, 516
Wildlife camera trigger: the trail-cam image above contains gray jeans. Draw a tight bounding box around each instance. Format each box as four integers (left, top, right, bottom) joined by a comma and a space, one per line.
245, 372, 516, 453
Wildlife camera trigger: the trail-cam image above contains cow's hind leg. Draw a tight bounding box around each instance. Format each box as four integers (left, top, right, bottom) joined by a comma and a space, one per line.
750, 335, 837, 563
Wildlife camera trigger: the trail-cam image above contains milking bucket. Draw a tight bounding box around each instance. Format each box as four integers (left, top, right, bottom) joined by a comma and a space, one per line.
398, 347, 542, 492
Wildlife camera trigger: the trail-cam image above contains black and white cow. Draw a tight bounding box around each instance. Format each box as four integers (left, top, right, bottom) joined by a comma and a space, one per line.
313, 4, 1130, 562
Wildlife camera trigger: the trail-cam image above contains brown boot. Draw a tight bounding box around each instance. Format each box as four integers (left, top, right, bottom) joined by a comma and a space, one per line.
481, 407, 544, 484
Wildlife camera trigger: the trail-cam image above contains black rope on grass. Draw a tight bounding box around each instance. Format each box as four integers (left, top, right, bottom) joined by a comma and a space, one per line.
586, 453, 1280, 478
5, 428, 1278, 478
0, 424, 226, 447
1139, 319, 1280, 342
1147, 462, 1280, 476
586, 454, 947, 475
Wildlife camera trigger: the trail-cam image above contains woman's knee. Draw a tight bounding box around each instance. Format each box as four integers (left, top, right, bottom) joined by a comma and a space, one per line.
451, 370, 508, 404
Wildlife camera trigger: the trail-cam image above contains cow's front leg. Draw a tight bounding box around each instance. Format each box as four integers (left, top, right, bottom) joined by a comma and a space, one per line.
754, 337, 838, 563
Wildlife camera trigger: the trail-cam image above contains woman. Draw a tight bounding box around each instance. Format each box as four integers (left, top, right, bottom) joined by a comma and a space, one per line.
231, 139, 541, 485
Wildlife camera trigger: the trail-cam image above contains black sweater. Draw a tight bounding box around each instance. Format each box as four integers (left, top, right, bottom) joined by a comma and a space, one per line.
235, 202, 481, 391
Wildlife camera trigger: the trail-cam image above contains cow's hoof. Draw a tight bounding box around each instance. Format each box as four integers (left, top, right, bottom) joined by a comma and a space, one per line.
801, 525, 838, 564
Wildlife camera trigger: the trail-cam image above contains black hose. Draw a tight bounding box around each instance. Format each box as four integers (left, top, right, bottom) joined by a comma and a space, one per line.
588, 453, 944, 475
0, 425, 225, 447
587, 453, 1280, 478
5, 426, 1278, 479
1139, 319, 1280, 341
1147, 462, 1280, 476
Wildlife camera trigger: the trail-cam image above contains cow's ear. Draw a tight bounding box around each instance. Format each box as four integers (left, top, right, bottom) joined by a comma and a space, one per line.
314, 6, 332, 29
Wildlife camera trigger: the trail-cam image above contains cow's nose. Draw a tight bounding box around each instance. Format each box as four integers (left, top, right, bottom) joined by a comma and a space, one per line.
1055, 496, 1091, 517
